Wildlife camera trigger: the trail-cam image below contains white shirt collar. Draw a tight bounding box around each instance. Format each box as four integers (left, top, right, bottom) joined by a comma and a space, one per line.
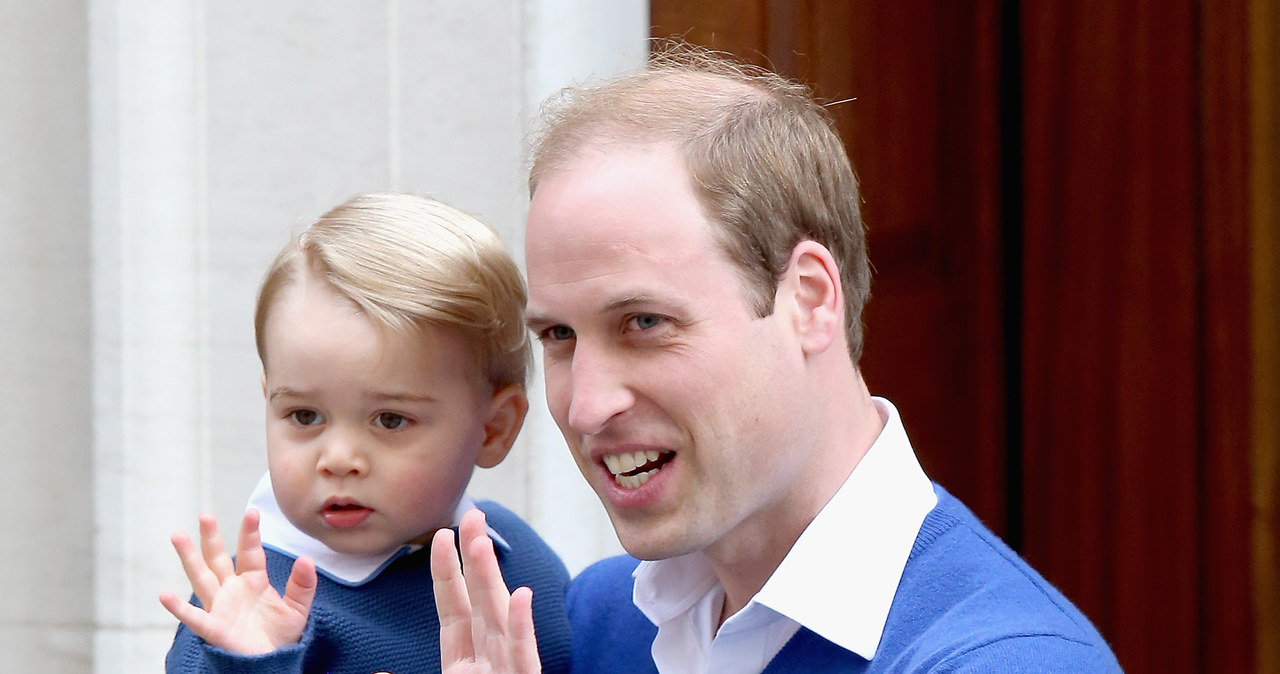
246, 472, 511, 587
632, 397, 937, 669
755, 397, 936, 657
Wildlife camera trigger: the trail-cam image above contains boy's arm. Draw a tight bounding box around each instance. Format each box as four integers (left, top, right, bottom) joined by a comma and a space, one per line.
431, 509, 541, 674
159, 509, 318, 655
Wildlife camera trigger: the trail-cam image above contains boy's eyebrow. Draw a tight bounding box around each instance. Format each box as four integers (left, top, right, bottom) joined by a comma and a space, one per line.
369, 392, 438, 404
266, 387, 437, 404
267, 386, 307, 401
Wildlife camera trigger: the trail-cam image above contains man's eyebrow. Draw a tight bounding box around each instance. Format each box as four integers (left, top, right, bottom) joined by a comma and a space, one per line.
601, 293, 662, 313
525, 313, 556, 332
526, 294, 667, 331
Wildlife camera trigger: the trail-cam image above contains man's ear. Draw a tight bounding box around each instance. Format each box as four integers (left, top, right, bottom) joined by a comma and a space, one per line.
475, 384, 530, 469
261, 372, 267, 398
782, 240, 843, 356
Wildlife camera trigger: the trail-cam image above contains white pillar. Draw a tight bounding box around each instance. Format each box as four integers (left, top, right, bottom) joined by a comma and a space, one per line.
0, 2, 94, 671
89, 1, 210, 668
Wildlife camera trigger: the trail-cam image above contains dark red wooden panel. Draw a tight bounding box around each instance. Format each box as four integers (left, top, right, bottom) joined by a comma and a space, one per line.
1200, 1, 1265, 671
1019, 2, 1201, 670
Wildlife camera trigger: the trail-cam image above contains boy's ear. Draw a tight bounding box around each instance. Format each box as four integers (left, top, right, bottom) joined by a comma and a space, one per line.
781, 240, 843, 356
475, 384, 529, 469
261, 372, 267, 398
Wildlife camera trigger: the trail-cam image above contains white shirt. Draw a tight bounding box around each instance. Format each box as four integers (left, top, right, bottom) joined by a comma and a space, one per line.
632, 398, 938, 674
246, 472, 510, 586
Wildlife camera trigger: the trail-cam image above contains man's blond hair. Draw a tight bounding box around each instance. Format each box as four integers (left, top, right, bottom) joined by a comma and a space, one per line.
530, 41, 871, 363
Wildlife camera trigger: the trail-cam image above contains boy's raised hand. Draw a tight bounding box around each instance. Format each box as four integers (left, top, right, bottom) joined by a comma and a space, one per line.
431, 509, 541, 674
159, 508, 317, 655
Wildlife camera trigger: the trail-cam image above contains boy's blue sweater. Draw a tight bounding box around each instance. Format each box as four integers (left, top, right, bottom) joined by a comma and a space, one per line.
165, 501, 572, 673
567, 485, 1122, 673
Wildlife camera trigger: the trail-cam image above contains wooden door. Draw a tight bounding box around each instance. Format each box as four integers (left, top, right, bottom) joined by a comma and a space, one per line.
649, 1, 1277, 671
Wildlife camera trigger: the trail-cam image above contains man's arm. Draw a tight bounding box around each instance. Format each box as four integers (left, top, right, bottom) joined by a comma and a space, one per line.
431, 508, 541, 674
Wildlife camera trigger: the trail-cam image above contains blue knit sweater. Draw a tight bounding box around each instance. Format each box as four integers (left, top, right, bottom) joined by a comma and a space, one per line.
567, 485, 1122, 673
165, 501, 572, 673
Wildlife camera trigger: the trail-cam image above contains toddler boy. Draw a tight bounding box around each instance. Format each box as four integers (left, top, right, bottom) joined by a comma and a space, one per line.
160, 193, 571, 672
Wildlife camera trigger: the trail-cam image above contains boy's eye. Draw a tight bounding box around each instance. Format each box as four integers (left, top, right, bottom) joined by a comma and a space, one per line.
289, 410, 321, 426
375, 412, 408, 430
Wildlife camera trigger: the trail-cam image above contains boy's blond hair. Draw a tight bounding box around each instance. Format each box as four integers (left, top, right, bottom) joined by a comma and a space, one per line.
254, 193, 530, 390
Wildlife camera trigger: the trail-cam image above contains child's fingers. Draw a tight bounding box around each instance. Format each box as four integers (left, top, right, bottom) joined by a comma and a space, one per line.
171, 529, 222, 608
431, 526, 476, 664
459, 512, 514, 667
282, 555, 318, 618
234, 509, 267, 574
158, 589, 216, 640
197, 512, 236, 581
508, 586, 541, 673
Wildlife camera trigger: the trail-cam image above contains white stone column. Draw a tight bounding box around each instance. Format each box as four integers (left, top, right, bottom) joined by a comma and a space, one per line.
88, 1, 210, 668
0, 2, 94, 672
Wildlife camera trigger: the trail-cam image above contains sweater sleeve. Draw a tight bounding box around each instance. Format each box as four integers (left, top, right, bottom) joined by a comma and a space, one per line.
163, 607, 314, 674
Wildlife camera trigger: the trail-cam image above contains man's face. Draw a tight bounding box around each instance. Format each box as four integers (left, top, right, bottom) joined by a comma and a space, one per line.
525, 142, 812, 563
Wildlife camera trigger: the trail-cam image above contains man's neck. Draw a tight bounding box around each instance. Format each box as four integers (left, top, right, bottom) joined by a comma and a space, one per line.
706, 376, 884, 626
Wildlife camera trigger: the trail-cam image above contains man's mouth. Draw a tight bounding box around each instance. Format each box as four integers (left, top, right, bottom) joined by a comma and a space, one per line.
603, 449, 675, 489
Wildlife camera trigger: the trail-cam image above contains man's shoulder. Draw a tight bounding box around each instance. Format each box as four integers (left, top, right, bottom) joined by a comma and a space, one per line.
872, 486, 1122, 671
903, 488, 1100, 629
568, 555, 658, 674
570, 554, 643, 593
567, 554, 647, 624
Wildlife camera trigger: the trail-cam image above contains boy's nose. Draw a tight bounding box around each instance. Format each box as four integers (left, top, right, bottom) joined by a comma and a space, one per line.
317, 432, 368, 477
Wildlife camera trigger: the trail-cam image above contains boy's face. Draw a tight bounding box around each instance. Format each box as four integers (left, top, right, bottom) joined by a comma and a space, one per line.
260, 274, 510, 556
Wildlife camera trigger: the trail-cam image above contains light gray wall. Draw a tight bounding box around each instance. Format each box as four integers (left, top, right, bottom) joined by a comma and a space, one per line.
0, 2, 94, 670
1, 1, 646, 671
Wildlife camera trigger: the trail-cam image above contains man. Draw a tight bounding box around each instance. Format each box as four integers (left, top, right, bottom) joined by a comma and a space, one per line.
432, 44, 1122, 673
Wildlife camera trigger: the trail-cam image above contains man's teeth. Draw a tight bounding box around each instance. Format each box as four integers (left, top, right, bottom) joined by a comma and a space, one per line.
604, 449, 665, 489
616, 469, 657, 489
603, 450, 660, 475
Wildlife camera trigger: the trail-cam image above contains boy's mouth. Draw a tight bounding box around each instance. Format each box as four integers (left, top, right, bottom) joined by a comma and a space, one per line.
322, 498, 374, 528
604, 449, 675, 489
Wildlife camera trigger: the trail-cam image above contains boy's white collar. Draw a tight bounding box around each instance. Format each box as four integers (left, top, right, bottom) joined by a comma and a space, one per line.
245, 472, 510, 586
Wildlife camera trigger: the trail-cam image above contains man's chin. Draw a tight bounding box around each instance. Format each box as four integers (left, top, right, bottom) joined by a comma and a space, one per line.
610, 518, 700, 561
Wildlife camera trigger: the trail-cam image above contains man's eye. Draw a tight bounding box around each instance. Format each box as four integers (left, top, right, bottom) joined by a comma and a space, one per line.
630, 314, 662, 330
289, 410, 321, 426
375, 412, 408, 430
544, 325, 575, 341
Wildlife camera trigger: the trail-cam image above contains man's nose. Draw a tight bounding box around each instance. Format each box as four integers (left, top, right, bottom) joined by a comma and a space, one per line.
564, 342, 635, 436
